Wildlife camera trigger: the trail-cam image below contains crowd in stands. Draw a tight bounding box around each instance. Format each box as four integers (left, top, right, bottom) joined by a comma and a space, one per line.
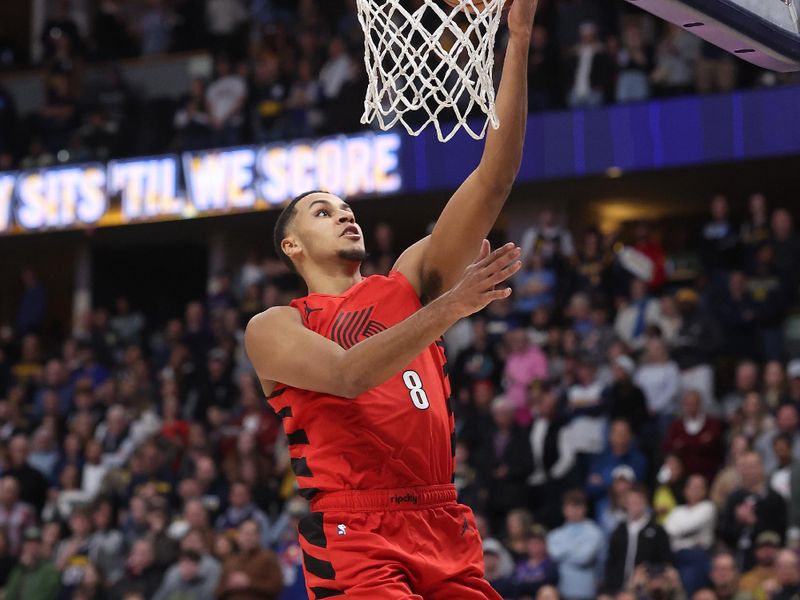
1, 0, 799, 172
2, 191, 800, 600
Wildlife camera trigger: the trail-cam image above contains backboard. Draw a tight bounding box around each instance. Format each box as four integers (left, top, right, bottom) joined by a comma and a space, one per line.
625, 0, 800, 72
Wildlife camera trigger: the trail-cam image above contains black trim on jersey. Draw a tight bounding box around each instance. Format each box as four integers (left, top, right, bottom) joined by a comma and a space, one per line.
277, 406, 293, 419
303, 551, 336, 580
299, 513, 327, 548
450, 432, 456, 458
268, 387, 287, 399
287, 429, 310, 445
298, 487, 321, 500
446, 396, 454, 416
312, 587, 345, 598
291, 457, 314, 477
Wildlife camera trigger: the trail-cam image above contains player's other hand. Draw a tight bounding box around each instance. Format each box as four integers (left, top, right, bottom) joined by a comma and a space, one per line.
444, 240, 521, 318
507, 0, 538, 37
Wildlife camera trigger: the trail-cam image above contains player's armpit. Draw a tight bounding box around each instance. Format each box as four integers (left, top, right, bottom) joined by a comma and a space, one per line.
245, 307, 355, 398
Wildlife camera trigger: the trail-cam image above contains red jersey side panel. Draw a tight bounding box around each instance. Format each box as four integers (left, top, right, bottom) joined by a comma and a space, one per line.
268, 270, 455, 498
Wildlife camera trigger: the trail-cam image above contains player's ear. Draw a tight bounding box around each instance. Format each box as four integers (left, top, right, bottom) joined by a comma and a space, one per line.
281, 236, 301, 263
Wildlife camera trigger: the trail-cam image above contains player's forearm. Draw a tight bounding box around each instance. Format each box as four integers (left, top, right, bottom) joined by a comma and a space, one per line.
477, 29, 531, 193
340, 294, 461, 397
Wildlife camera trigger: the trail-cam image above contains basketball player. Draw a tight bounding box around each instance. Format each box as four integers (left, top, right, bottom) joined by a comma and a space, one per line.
245, 0, 538, 597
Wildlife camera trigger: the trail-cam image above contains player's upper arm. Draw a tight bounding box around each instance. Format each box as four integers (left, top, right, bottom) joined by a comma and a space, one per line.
245, 307, 355, 398
392, 236, 431, 298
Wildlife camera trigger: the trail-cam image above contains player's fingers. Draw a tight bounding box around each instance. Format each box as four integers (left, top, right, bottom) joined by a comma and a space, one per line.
480, 245, 521, 276
486, 259, 522, 286
477, 239, 491, 262
476, 242, 515, 268
483, 287, 513, 303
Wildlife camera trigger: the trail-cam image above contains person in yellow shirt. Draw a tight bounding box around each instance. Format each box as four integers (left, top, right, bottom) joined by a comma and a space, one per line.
739, 531, 780, 600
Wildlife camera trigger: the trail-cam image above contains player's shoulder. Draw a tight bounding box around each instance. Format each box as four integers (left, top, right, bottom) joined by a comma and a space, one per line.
246, 306, 302, 337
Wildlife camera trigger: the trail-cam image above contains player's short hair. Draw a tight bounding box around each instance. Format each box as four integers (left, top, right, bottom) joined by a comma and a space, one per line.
273, 190, 326, 271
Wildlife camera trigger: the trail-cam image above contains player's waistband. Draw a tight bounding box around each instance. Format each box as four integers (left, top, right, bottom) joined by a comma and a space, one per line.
310, 484, 457, 512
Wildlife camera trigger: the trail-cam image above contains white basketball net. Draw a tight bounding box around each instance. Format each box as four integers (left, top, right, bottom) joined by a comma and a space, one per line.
356, 0, 508, 143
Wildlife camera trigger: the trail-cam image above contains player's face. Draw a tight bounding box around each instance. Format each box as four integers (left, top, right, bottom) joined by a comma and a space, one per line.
285, 193, 367, 268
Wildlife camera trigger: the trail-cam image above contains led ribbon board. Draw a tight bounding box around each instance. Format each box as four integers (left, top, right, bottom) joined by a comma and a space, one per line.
0, 133, 403, 236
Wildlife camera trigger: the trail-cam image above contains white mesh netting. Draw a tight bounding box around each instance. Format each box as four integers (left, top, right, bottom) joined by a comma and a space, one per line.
356, 0, 508, 142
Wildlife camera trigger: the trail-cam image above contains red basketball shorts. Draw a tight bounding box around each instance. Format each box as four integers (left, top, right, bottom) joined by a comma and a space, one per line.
297, 484, 503, 599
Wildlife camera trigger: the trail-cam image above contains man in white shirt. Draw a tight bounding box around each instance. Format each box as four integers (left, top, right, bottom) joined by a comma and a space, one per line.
206, 58, 247, 146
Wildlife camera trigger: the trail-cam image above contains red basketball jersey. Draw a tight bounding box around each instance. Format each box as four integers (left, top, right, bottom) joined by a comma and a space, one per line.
267, 270, 456, 500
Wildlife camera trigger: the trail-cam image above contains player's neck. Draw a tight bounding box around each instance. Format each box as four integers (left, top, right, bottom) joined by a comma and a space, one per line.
303, 263, 364, 296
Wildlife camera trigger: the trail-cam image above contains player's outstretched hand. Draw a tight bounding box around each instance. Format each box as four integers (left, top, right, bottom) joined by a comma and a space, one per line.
444, 240, 521, 318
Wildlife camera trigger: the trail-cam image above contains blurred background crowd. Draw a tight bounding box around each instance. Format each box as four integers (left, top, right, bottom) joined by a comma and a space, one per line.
2, 190, 800, 600
0, 0, 798, 171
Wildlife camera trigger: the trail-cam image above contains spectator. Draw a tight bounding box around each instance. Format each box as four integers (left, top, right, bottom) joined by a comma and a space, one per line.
16, 268, 47, 336
527, 382, 576, 527
565, 357, 607, 455
696, 43, 737, 94
520, 208, 575, 267
614, 279, 661, 352
515, 253, 557, 317
653, 454, 687, 524
663, 390, 724, 483
509, 524, 559, 598
565, 22, 610, 108
215, 482, 275, 549
740, 194, 771, 273
5, 435, 48, 514
174, 78, 212, 150
318, 38, 354, 102
664, 474, 716, 595
651, 25, 701, 96
527, 25, 560, 111
604, 484, 672, 594
547, 490, 603, 600
503, 328, 549, 426
206, 0, 248, 58
475, 396, 534, 529
109, 537, 165, 600
770, 209, 800, 304
4, 526, 59, 600
755, 404, 800, 474
738, 531, 779, 599
587, 419, 647, 504
55, 507, 94, 598
635, 338, 681, 434
0, 477, 36, 556
484, 537, 516, 594
709, 552, 755, 600
700, 195, 739, 283
603, 355, 649, 437
206, 58, 247, 147
719, 452, 787, 570
715, 273, 758, 362
765, 549, 800, 600
216, 519, 283, 599
626, 563, 686, 600
613, 22, 653, 103
88, 498, 125, 585
153, 527, 221, 600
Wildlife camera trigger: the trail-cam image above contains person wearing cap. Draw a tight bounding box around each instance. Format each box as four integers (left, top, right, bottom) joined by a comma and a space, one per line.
547, 489, 603, 600
739, 531, 780, 599
482, 537, 515, 596
4, 526, 60, 600
596, 465, 636, 538
586, 419, 646, 507
604, 355, 648, 437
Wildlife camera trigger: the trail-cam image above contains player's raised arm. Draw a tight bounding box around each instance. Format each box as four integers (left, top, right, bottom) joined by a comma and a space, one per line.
246, 241, 521, 398
394, 0, 537, 302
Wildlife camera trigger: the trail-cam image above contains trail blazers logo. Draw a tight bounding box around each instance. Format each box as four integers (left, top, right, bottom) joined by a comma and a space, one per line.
330, 306, 387, 349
